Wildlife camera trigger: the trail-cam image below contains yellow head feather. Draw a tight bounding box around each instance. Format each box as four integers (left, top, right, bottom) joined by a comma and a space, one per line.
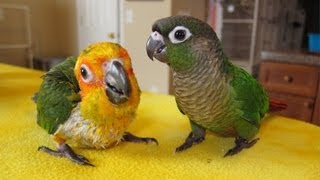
74, 42, 140, 125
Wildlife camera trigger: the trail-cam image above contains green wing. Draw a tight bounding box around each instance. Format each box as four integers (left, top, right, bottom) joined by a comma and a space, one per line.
227, 61, 269, 128
35, 57, 80, 134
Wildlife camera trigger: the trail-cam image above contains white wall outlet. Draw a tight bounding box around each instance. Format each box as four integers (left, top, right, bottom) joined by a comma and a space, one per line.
125, 8, 133, 24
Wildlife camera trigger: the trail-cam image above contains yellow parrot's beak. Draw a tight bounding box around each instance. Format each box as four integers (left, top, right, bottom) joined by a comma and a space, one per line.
105, 60, 131, 105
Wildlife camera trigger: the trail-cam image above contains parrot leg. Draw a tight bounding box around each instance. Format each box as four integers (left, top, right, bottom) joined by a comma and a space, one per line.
122, 132, 158, 145
224, 137, 259, 157
38, 144, 94, 166
175, 121, 206, 153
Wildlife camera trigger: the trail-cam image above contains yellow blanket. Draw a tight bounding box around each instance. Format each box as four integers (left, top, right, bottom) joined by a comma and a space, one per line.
1, 63, 320, 179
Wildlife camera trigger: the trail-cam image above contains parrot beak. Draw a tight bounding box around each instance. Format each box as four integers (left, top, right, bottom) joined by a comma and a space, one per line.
105, 60, 131, 105
146, 31, 168, 63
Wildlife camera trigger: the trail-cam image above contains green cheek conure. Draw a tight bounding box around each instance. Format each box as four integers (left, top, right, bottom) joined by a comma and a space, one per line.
146, 16, 286, 156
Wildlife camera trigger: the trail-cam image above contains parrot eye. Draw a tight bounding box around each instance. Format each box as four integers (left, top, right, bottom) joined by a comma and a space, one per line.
80, 64, 94, 83
169, 26, 192, 44
174, 30, 186, 40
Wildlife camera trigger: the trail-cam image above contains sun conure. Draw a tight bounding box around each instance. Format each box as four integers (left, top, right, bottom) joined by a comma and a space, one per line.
146, 16, 285, 156
35, 42, 157, 166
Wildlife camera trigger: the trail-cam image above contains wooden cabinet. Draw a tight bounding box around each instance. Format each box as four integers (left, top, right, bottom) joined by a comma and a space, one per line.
312, 82, 320, 125
259, 61, 320, 125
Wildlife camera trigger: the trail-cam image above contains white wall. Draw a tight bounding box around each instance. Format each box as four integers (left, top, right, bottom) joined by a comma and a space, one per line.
121, 0, 171, 94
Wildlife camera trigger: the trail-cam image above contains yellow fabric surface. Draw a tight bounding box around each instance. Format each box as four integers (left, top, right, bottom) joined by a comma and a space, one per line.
1, 63, 320, 179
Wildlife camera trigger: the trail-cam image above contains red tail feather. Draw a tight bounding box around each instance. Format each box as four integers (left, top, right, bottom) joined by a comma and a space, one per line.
269, 99, 287, 112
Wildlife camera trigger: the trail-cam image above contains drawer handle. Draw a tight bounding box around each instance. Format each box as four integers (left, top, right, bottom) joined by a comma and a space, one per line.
303, 102, 313, 109
283, 75, 293, 83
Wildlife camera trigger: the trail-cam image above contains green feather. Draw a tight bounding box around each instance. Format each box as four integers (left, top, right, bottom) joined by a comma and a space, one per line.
228, 61, 269, 125
152, 15, 269, 140
167, 42, 196, 71
35, 57, 80, 134
227, 60, 269, 138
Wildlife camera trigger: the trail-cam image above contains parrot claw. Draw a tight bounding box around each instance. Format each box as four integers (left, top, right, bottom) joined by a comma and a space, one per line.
38, 144, 94, 166
175, 131, 205, 153
224, 137, 259, 157
122, 132, 159, 145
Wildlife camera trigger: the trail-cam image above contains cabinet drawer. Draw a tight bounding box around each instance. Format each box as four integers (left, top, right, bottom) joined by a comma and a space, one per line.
268, 92, 314, 122
312, 82, 320, 126
259, 62, 319, 98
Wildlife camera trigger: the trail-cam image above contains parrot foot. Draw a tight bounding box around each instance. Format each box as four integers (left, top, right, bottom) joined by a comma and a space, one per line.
175, 131, 205, 153
122, 132, 158, 145
224, 137, 259, 157
38, 144, 94, 166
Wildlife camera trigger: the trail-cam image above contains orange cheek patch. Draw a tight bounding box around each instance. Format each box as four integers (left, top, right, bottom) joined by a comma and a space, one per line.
79, 78, 103, 96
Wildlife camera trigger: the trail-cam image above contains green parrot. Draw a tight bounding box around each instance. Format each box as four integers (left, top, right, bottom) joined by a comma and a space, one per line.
146, 16, 285, 156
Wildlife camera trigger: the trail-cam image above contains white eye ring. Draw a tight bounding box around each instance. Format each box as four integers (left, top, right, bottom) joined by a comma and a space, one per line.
80, 64, 94, 83
168, 26, 192, 44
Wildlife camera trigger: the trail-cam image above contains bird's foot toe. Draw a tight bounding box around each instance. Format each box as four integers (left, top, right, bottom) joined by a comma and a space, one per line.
224, 137, 259, 157
38, 144, 94, 166
122, 132, 158, 145
175, 132, 205, 153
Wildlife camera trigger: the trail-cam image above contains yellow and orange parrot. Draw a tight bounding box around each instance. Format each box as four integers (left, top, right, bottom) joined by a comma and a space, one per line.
34, 42, 157, 166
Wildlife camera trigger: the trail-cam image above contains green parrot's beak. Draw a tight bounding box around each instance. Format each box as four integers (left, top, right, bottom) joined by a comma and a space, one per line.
146, 31, 168, 63
105, 60, 131, 105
